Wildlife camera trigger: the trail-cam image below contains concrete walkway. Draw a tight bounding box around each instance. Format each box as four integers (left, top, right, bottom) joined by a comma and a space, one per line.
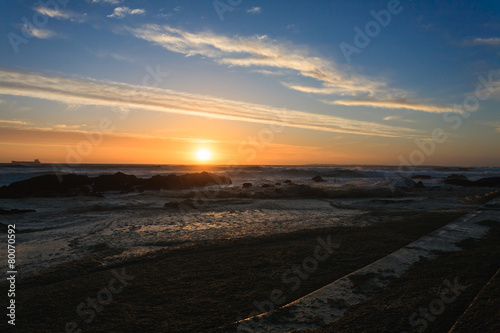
236, 197, 500, 332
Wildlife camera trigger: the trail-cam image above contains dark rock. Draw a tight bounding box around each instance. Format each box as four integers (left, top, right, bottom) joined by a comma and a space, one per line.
93, 172, 139, 192
275, 183, 281, 186
284, 179, 293, 184
444, 179, 473, 186
261, 184, 273, 188
444, 177, 500, 187
474, 177, 500, 187
446, 174, 468, 180
312, 175, 326, 182
415, 181, 425, 189
0, 174, 91, 198
0, 172, 231, 198
411, 175, 432, 180
242, 183, 253, 188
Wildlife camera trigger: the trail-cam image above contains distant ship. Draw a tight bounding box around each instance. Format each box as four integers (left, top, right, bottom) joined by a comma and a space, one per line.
11, 159, 41, 166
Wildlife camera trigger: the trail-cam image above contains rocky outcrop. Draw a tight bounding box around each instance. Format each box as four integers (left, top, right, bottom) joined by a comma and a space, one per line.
445, 177, 500, 187
0, 172, 232, 198
312, 175, 326, 182
411, 175, 432, 180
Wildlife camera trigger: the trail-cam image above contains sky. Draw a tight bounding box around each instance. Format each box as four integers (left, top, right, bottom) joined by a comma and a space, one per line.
0, 0, 499, 166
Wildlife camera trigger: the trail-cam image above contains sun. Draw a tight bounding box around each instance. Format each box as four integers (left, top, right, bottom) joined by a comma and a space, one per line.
195, 148, 212, 162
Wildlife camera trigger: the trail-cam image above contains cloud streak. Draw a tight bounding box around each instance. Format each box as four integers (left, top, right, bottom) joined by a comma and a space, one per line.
23, 25, 56, 39
127, 24, 397, 98
323, 97, 463, 114
466, 37, 500, 46
108, 7, 146, 19
0, 70, 422, 139
247, 7, 262, 14
33, 6, 85, 22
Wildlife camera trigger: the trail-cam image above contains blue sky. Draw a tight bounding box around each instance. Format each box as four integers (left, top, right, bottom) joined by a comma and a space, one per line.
0, 0, 499, 165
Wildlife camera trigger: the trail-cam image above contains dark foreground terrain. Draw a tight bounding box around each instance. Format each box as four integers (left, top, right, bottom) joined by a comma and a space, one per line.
1, 205, 499, 332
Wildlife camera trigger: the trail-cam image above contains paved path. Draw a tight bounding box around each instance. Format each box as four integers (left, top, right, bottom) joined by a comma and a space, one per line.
236, 197, 500, 332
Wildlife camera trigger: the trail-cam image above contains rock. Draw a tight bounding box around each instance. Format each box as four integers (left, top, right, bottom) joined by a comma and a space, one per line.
0, 174, 91, 198
242, 183, 253, 188
474, 177, 500, 187
0, 172, 232, 198
446, 174, 468, 180
261, 184, 273, 188
275, 183, 281, 186
284, 179, 293, 184
312, 175, 326, 182
411, 175, 432, 180
415, 181, 425, 189
444, 177, 500, 187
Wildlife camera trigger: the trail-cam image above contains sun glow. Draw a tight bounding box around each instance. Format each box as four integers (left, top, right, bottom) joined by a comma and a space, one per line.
195, 148, 212, 162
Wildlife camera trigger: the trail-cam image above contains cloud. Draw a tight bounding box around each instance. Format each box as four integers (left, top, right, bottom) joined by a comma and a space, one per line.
0, 70, 423, 139
323, 97, 463, 114
246, 7, 261, 14
108, 7, 146, 19
482, 121, 500, 132
466, 37, 500, 46
383, 115, 415, 123
0, 119, 28, 126
91, 0, 123, 4
93, 50, 136, 63
33, 6, 85, 22
126, 24, 399, 98
22, 25, 56, 39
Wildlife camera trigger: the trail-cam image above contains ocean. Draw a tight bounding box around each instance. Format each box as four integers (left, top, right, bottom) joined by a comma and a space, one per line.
1, 163, 499, 277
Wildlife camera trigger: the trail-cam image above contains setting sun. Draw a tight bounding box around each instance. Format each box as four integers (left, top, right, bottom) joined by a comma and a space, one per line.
195, 148, 212, 162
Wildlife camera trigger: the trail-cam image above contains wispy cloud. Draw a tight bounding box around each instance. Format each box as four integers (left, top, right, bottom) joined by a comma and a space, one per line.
23, 24, 56, 39
33, 6, 85, 22
0, 119, 28, 126
482, 121, 500, 132
383, 115, 415, 123
323, 97, 463, 114
466, 37, 500, 46
93, 50, 136, 63
126, 24, 399, 98
0, 70, 423, 139
108, 7, 146, 19
247, 7, 262, 14
91, 0, 123, 4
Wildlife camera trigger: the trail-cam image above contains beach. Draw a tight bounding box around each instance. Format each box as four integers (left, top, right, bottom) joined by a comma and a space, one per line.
1, 165, 499, 332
